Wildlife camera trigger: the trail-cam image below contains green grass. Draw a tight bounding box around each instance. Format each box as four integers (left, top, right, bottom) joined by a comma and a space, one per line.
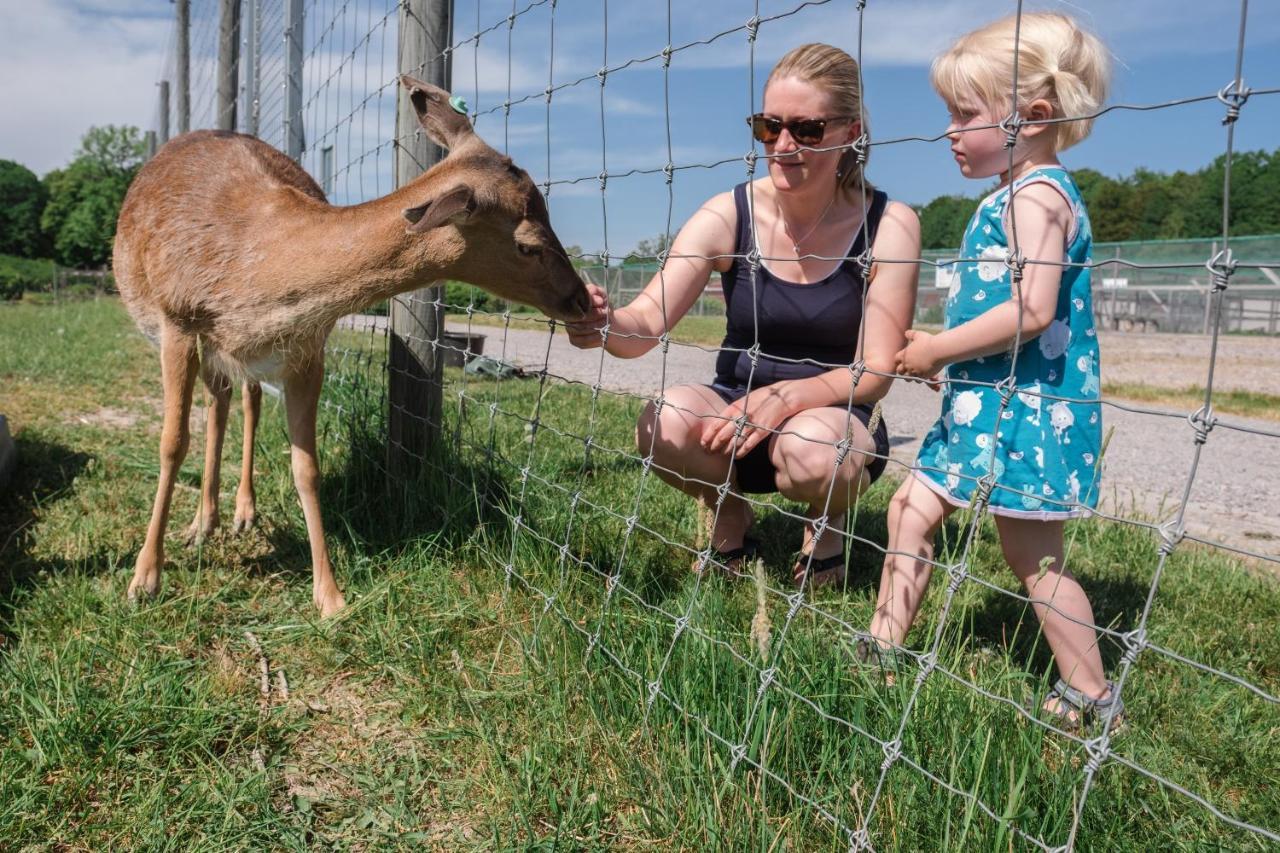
2, 299, 1278, 850
1103, 381, 1280, 422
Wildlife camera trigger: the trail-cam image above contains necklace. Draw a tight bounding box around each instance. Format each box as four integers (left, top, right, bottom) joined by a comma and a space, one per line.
778, 192, 836, 256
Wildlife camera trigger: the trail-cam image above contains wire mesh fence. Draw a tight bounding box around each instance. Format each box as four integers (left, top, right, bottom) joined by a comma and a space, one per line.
150, 0, 1278, 848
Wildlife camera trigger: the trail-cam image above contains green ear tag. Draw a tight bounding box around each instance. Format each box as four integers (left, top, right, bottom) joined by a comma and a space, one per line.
449, 95, 469, 115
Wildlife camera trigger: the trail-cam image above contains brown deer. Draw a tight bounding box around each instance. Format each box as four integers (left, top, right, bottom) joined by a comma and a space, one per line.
113, 76, 589, 616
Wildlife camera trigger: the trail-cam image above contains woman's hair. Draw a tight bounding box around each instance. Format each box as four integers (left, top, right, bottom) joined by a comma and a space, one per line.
766, 43, 870, 194
930, 12, 1111, 151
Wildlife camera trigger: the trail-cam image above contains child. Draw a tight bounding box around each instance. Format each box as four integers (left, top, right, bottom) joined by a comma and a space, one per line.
863, 12, 1121, 731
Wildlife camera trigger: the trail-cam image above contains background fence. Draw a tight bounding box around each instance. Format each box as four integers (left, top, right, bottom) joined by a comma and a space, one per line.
147, 1, 1278, 849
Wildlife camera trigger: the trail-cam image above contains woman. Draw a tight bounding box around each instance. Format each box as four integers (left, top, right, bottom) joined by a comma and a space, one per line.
566, 43, 920, 587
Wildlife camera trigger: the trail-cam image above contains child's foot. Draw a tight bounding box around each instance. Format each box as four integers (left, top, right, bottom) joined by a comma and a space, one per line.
792, 516, 846, 588
1040, 679, 1124, 734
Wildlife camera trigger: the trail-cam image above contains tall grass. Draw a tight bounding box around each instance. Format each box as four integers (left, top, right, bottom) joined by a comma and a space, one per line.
1, 299, 1276, 850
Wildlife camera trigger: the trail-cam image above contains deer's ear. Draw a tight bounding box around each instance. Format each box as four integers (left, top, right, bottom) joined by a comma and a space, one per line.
403, 185, 475, 234
400, 75, 474, 149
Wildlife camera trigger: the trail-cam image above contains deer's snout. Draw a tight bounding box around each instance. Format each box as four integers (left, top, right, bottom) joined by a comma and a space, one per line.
554, 279, 592, 321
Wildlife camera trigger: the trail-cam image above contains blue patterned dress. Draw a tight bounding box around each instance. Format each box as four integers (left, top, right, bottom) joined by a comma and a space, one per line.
915, 166, 1102, 519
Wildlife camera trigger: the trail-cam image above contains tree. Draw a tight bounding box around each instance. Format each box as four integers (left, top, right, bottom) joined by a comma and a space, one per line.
624, 233, 672, 264
0, 160, 50, 258
40, 125, 145, 268
917, 193, 977, 249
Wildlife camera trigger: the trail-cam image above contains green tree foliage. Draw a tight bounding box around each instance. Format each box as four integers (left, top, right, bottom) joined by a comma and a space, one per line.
40, 125, 145, 268
0, 160, 50, 258
917, 147, 1280, 249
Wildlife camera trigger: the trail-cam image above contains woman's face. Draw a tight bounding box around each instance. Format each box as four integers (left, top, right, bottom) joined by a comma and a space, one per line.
760, 76, 859, 194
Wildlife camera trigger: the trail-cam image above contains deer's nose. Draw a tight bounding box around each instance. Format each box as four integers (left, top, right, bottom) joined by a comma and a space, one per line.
562, 284, 592, 319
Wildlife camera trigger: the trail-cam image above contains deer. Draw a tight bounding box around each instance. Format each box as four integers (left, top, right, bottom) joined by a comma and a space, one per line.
112, 76, 590, 616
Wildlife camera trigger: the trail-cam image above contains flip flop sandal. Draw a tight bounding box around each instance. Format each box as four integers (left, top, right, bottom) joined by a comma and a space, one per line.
1041, 678, 1125, 735
792, 551, 847, 589
853, 637, 913, 685
693, 536, 760, 577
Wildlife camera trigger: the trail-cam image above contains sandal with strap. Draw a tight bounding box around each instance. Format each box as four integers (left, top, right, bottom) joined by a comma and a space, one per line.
1041, 678, 1125, 735
792, 551, 846, 589
693, 537, 760, 577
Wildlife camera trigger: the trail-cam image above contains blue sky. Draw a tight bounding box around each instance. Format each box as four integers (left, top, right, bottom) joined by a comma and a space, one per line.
2, 0, 1277, 255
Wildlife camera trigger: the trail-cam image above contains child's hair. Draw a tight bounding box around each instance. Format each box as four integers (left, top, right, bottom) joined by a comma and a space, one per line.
767, 43, 871, 194
930, 12, 1111, 151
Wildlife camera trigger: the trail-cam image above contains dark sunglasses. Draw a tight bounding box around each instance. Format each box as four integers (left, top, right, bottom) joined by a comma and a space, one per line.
747, 113, 846, 146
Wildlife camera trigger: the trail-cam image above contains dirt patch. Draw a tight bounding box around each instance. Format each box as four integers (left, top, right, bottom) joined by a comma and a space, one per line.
75, 406, 140, 430
1099, 331, 1280, 395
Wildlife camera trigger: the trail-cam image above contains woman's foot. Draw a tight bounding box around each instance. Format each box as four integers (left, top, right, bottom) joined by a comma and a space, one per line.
694, 497, 756, 576
792, 515, 846, 588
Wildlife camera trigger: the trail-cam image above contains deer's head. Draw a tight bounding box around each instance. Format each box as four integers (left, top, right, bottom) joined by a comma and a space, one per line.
399, 76, 590, 321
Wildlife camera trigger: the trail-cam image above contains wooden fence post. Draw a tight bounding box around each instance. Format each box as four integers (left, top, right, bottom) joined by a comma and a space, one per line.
217, 0, 241, 131
176, 0, 190, 134
387, 0, 453, 475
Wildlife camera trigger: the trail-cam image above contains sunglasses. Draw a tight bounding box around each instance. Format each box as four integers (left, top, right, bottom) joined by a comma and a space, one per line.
747, 113, 847, 146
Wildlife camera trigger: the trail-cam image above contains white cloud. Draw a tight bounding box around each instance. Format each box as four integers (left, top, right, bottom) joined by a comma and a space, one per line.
0, 1, 170, 175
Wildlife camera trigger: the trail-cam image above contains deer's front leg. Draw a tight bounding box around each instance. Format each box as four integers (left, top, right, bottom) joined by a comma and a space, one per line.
130, 323, 199, 602
284, 360, 345, 616
185, 366, 233, 545
232, 380, 261, 534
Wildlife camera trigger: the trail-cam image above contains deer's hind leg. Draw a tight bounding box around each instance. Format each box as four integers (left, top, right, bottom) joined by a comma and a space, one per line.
231, 380, 261, 534
185, 363, 233, 545
129, 322, 199, 602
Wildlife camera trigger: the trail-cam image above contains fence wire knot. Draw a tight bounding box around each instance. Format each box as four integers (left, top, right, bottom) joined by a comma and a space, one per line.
596, 66, 608, 85
673, 615, 689, 637
730, 743, 748, 769
1188, 405, 1217, 446
1121, 629, 1148, 667
854, 249, 873, 280
850, 828, 874, 853
1157, 519, 1185, 557
543, 594, 555, 613
646, 679, 661, 706
998, 112, 1023, 148
1205, 248, 1236, 291
1217, 78, 1250, 125
851, 132, 870, 166
640, 453, 654, 474
994, 375, 1017, 406
786, 592, 805, 620
758, 667, 777, 693
1083, 733, 1112, 775
945, 561, 968, 594
663, 162, 674, 184
1005, 249, 1027, 282
597, 171, 608, 190
744, 150, 759, 175
914, 651, 937, 685
661, 45, 673, 68
880, 739, 901, 771
745, 15, 760, 42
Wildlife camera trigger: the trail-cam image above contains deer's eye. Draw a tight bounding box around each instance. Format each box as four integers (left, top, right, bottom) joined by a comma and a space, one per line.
517, 242, 543, 257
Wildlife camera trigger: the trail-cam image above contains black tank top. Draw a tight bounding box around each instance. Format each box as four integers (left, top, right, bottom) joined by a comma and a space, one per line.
715, 183, 888, 388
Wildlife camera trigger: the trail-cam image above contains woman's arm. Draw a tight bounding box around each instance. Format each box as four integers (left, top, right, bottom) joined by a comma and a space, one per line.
702, 200, 921, 457
897, 182, 1071, 377
565, 191, 738, 358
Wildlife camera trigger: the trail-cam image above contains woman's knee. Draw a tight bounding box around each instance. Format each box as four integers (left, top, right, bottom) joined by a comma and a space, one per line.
635, 389, 708, 457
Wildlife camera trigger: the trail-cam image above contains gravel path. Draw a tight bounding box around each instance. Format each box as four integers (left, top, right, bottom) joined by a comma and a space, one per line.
343, 316, 1280, 562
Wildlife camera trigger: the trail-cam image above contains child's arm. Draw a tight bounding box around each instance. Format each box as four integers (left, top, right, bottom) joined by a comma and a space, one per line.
897, 182, 1073, 378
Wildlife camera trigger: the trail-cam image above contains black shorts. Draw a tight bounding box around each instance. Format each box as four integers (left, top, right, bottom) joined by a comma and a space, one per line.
709, 382, 891, 494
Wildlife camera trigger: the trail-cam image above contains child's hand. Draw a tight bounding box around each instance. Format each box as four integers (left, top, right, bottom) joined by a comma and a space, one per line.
564, 283, 611, 348
895, 329, 944, 379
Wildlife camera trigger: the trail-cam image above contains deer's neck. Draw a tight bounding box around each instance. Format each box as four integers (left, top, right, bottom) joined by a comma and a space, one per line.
270, 185, 461, 320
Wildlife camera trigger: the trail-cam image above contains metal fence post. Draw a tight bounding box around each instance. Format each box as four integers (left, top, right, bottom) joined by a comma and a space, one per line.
217, 0, 241, 131
242, 0, 259, 136
176, 0, 190, 134
284, 0, 305, 159
158, 80, 170, 144
388, 0, 453, 474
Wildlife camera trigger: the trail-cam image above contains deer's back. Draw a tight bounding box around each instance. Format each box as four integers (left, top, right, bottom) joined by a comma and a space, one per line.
114, 131, 327, 342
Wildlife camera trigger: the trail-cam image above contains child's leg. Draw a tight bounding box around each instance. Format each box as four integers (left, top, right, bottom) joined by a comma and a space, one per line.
993, 516, 1110, 703
868, 476, 955, 647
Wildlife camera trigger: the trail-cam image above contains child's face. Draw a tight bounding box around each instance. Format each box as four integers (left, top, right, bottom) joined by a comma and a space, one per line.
944, 101, 1011, 180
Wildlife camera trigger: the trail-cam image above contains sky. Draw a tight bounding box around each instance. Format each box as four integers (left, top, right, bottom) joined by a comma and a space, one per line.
2, 0, 1278, 256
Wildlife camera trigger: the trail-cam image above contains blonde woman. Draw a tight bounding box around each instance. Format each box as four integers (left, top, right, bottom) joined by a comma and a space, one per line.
567, 43, 920, 587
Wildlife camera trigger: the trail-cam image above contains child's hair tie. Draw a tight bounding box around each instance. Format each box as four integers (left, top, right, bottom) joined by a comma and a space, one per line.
449, 95, 469, 115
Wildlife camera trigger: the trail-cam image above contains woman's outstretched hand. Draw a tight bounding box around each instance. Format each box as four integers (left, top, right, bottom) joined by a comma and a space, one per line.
701, 384, 794, 459
564, 283, 612, 349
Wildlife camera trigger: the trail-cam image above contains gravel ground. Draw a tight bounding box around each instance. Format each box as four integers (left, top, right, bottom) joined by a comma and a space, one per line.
342, 316, 1280, 563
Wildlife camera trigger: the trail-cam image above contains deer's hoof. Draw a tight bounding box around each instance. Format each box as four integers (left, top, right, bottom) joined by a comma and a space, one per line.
313, 587, 346, 618
231, 509, 256, 535
127, 569, 161, 604
184, 518, 217, 547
